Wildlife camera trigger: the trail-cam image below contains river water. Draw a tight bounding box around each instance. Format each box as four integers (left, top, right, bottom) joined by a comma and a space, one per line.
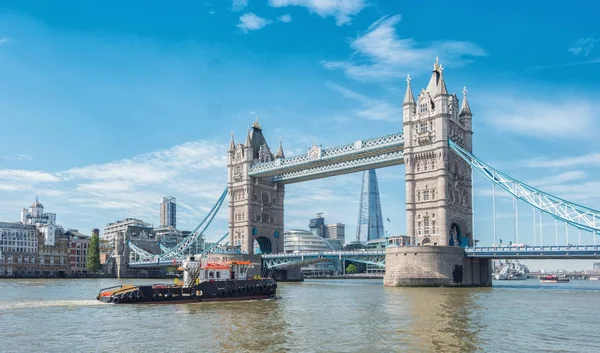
0, 278, 598, 353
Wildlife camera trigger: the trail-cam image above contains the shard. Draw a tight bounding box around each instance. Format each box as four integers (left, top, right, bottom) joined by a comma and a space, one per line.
355, 169, 385, 242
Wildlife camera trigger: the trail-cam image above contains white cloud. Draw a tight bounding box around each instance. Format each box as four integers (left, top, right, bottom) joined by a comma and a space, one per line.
237, 13, 273, 33
231, 0, 249, 12
568, 37, 597, 56
321, 15, 487, 82
482, 95, 600, 140
520, 154, 600, 169
209, 10, 215, 15
326, 81, 402, 122
278, 14, 292, 23
2, 154, 33, 161
0, 38, 9, 46
269, 0, 365, 26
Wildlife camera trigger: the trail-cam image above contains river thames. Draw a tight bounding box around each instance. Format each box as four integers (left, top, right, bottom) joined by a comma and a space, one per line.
1, 278, 599, 352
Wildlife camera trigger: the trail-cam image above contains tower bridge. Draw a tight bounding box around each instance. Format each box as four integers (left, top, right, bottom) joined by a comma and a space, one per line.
125, 58, 600, 287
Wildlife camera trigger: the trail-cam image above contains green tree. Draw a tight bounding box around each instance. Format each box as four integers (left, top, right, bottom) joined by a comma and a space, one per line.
346, 264, 357, 274
86, 229, 101, 273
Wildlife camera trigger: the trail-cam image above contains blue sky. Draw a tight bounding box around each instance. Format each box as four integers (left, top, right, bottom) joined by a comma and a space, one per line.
0, 0, 599, 270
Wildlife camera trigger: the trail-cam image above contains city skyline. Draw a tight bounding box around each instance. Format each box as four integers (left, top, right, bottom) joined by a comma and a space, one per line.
0, 1, 599, 270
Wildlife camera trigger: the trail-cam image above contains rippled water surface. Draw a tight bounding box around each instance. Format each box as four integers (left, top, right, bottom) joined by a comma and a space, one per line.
0, 278, 599, 352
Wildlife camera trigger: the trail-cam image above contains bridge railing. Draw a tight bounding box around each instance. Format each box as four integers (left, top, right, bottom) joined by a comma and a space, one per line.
261, 250, 386, 258
467, 245, 600, 252
249, 132, 404, 176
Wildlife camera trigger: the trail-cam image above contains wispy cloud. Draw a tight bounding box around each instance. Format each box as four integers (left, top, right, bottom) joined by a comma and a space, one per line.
326, 81, 402, 122
482, 95, 600, 140
519, 154, 600, 169
269, 0, 365, 26
321, 15, 487, 82
231, 0, 249, 12
0, 38, 9, 46
237, 13, 272, 33
2, 154, 33, 161
278, 14, 292, 23
529, 57, 600, 71
569, 37, 598, 56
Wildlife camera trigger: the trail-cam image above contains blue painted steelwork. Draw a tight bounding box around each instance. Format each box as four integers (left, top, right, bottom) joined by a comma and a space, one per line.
466, 245, 600, 259
448, 139, 600, 234
261, 250, 386, 269
129, 232, 230, 267
272, 151, 404, 184
261, 245, 600, 270
248, 133, 404, 183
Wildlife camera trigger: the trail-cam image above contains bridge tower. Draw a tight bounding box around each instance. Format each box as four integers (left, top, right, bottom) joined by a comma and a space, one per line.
228, 119, 285, 255
403, 57, 474, 248
385, 58, 490, 287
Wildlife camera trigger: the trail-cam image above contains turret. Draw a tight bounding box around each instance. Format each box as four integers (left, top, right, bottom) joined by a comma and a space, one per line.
459, 87, 473, 132
228, 131, 235, 153
276, 137, 285, 159
403, 75, 416, 123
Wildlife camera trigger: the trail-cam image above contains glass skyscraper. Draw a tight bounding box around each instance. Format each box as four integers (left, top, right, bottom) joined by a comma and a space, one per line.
355, 169, 385, 242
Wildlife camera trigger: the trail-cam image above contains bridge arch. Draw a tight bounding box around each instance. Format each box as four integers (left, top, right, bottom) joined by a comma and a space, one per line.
449, 218, 470, 248
254, 236, 272, 254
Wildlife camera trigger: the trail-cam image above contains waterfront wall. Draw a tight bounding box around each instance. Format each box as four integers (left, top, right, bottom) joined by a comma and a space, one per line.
384, 246, 492, 287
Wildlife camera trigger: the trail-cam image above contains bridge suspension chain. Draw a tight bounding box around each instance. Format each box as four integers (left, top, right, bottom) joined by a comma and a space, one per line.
159, 187, 228, 260
448, 139, 600, 234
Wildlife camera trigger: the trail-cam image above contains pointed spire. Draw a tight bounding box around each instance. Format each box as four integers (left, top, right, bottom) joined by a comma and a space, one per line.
460, 86, 472, 116
244, 126, 251, 147
426, 57, 448, 97
276, 137, 285, 159
252, 116, 261, 130
438, 65, 448, 95
35, 194, 38, 203
228, 131, 235, 152
403, 75, 415, 105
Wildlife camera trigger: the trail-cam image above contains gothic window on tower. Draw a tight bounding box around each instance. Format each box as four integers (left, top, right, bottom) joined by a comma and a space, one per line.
431, 160, 436, 169
417, 191, 421, 202
432, 220, 437, 234
423, 215, 430, 235
420, 103, 427, 113
424, 162, 428, 171
416, 163, 421, 172
253, 194, 258, 201
423, 189, 430, 201
255, 215, 261, 222
431, 189, 436, 200
261, 192, 270, 203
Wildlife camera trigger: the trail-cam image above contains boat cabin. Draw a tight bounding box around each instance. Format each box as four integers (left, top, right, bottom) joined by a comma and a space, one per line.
181, 257, 253, 285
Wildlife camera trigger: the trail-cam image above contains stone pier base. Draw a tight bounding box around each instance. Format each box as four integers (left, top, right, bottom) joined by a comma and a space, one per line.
272, 267, 304, 282
384, 246, 492, 287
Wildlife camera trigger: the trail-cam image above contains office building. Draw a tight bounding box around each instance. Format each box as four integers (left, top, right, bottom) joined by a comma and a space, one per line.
160, 196, 177, 228
355, 169, 385, 242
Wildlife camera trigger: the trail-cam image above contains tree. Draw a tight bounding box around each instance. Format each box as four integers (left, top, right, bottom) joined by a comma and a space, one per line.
86, 229, 101, 273
346, 264, 357, 274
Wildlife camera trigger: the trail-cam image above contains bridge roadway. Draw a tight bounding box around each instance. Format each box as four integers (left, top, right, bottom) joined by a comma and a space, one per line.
129, 245, 600, 269
261, 245, 600, 269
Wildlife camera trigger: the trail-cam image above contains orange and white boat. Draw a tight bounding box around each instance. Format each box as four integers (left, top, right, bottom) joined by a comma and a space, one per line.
96, 257, 277, 304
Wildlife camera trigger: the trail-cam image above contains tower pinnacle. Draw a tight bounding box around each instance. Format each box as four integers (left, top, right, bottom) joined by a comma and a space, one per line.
460, 86, 472, 116
403, 74, 415, 105
276, 137, 285, 159
229, 130, 235, 152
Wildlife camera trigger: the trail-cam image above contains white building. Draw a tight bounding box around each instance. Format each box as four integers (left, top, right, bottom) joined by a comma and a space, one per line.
20, 197, 62, 246
103, 218, 151, 246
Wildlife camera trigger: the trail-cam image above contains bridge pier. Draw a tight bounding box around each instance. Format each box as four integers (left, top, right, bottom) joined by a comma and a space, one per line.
384, 246, 491, 287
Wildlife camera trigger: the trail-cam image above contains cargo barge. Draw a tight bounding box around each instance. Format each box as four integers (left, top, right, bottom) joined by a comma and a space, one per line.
96, 257, 276, 304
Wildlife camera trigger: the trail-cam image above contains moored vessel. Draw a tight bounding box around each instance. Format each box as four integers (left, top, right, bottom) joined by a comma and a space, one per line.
96, 257, 276, 304
493, 261, 529, 280
540, 274, 570, 283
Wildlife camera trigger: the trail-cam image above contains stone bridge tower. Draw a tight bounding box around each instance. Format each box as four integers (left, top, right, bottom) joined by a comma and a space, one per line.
228, 119, 285, 255
385, 58, 490, 287
402, 57, 474, 248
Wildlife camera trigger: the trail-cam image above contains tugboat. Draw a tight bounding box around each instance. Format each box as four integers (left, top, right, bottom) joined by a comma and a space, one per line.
540, 274, 570, 283
96, 256, 277, 304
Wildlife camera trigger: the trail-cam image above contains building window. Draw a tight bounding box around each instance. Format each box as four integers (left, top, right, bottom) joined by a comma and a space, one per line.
416, 163, 421, 172
423, 190, 430, 201
261, 192, 270, 203
417, 191, 421, 202
423, 216, 430, 235
431, 160, 436, 169
431, 189, 436, 200
420, 103, 428, 113
255, 215, 261, 222
424, 162, 428, 171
